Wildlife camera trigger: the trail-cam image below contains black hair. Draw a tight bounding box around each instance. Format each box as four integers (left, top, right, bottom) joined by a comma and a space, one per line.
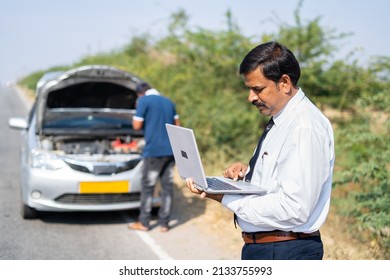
136, 82, 151, 93
239, 41, 301, 86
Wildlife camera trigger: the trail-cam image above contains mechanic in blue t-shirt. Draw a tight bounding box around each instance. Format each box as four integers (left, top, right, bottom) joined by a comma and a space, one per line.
128, 82, 180, 232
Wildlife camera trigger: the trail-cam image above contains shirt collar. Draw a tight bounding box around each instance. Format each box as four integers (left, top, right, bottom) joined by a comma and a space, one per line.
145, 88, 160, 96
273, 88, 305, 127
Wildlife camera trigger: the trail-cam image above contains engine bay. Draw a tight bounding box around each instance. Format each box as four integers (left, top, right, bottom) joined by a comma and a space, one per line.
39, 136, 144, 157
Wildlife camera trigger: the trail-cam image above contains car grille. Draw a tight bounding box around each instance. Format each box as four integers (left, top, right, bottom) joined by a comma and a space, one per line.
55, 193, 141, 204
62, 157, 141, 175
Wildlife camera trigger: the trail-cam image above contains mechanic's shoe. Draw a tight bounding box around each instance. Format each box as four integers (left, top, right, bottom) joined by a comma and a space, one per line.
160, 225, 169, 232
128, 222, 149, 231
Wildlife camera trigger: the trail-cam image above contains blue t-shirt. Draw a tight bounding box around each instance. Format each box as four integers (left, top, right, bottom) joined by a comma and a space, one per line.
134, 93, 178, 158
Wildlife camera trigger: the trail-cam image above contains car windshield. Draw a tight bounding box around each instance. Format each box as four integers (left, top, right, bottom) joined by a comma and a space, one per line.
43, 115, 133, 129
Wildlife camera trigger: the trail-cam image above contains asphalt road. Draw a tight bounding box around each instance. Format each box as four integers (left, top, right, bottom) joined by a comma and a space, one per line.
0, 84, 236, 260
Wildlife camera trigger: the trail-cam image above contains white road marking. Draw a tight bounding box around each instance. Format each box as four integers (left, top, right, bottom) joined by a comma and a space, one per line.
133, 230, 174, 260
120, 213, 173, 260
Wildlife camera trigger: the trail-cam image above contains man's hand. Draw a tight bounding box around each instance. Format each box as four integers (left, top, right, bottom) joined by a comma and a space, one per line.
185, 178, 223, 202
222, 162, 248, 181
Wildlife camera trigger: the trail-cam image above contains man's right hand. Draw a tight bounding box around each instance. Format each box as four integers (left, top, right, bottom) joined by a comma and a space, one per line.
222, 162, 248, 181
186, 178, 223, 202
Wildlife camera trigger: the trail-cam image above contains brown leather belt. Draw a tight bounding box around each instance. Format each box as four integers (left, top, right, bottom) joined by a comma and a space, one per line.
242, 230, 320, 244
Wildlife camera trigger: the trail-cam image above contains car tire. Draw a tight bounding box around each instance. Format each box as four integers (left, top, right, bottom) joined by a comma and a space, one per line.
21, 204, 38, 219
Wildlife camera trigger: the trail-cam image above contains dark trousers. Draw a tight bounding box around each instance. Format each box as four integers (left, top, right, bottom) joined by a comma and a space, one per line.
139, 156, 175, 227
241, 236, 324, 260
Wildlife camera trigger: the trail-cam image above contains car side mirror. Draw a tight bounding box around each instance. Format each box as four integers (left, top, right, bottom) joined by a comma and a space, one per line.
8, 117, 29, 130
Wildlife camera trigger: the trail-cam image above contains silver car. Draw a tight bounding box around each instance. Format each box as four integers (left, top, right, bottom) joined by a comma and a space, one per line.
9, 65, 160, 219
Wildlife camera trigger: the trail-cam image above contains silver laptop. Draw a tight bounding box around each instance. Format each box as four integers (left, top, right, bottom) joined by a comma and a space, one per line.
166, 124, 265, 194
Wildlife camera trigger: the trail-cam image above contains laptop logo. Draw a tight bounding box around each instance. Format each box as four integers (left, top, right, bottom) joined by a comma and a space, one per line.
181, 150, 188, 159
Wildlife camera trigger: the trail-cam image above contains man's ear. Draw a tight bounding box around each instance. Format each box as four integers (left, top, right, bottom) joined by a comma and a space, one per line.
279, 74, 293, 95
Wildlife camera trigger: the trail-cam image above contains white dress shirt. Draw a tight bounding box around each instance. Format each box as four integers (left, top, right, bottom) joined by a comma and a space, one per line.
222, 89, 335, 233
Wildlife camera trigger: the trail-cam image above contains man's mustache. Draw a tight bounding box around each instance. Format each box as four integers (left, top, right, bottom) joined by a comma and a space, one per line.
252, 100, 265, 107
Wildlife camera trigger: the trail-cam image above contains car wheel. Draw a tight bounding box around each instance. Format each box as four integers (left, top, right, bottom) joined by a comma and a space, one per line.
21, 204, 38, 219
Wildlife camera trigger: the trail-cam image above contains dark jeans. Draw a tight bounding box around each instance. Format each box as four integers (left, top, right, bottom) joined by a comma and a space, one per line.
241, 236, 324, 260
139, 156, 175, 228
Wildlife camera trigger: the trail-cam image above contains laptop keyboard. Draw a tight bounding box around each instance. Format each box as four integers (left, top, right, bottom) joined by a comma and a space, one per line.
206, 177, 240, 191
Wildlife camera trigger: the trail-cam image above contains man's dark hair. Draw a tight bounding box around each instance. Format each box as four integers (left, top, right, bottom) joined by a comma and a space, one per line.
136, 82, 151, 94
239, 41, 301, 86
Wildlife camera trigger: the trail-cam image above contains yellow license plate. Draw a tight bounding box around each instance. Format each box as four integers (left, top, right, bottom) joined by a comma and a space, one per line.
79, 181, 129, 193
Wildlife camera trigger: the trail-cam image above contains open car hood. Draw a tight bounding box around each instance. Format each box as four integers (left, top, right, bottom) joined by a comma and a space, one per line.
34, 65, 145, 136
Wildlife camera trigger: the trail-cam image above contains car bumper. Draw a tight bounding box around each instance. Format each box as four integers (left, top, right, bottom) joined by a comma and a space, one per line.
21, 165, 160, 212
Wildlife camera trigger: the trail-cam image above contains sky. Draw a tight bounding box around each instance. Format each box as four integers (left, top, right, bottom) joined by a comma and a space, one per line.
1, 0, 389, 83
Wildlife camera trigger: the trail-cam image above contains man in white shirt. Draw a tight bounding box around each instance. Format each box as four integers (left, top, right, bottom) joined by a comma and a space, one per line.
186, 41, 335, 260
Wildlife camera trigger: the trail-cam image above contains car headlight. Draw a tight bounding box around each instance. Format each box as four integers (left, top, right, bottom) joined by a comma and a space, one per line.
29, 149, 67, 170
